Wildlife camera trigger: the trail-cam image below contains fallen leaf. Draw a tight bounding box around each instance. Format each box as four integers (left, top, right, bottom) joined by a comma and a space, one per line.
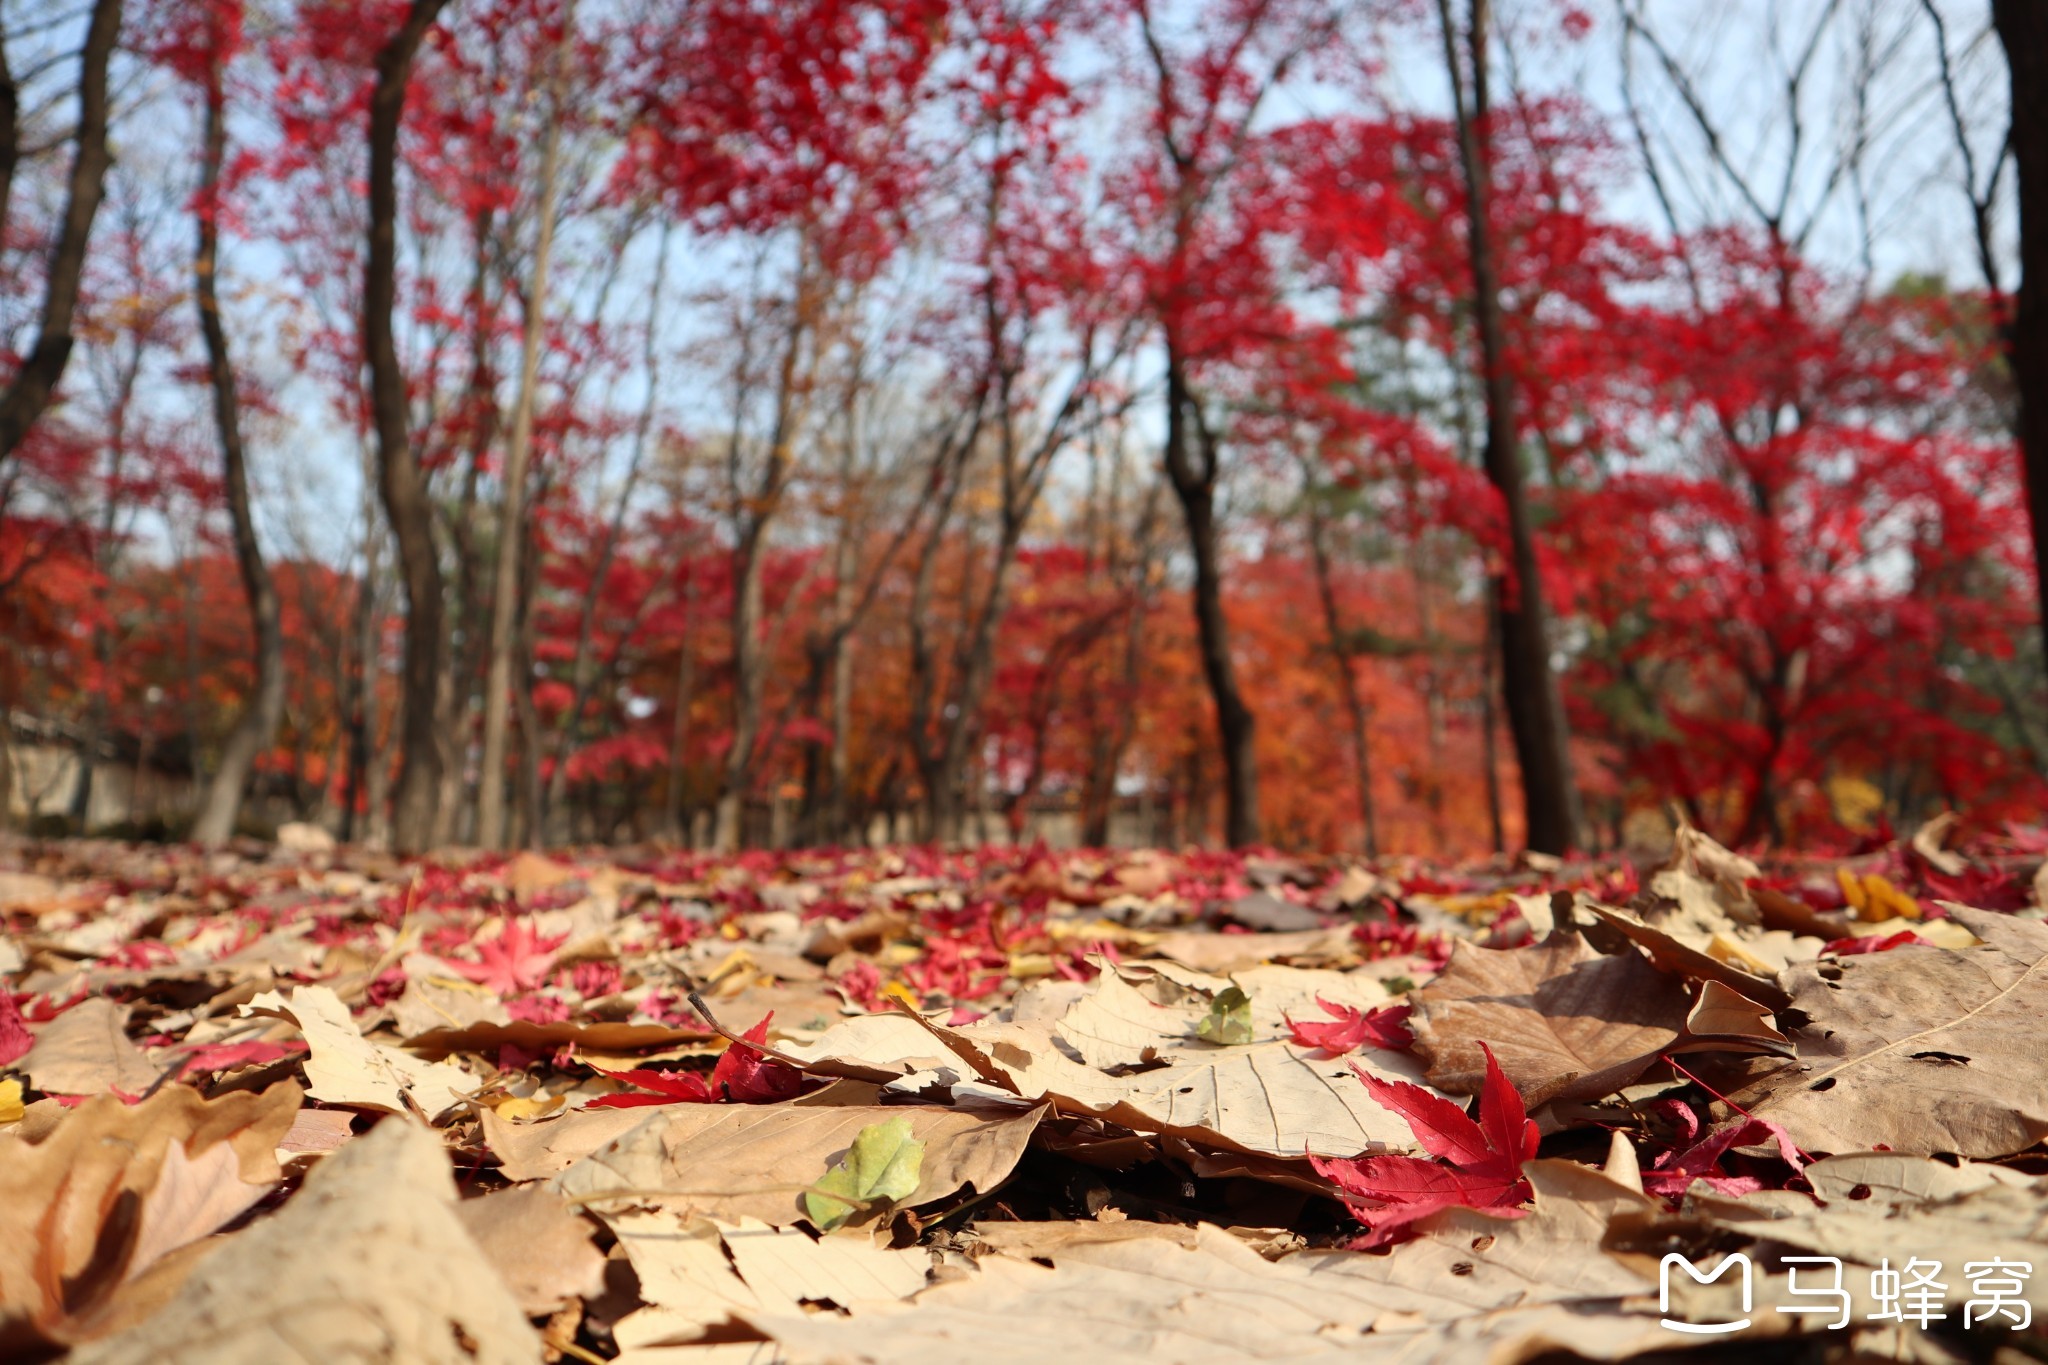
1720, 907, 2048, 1156
1283, 998, 1413, 1054
66, 1118, 540, 1365
0, 1081, 300, 1352
402, 1016, 714, 1060
447, 918, 568, 996
554, 1103, 1039, 1227
1409, 931, 1689, 1106
1195, 985, 1254, 1045
245, 985, 479, 1121
122, 1139, 274, 1285
0, 988, 32, 1065
453, 1185, 606, 1315
1640, 1116, 1806, 1198
1310, 1042, 1537, 1246
0, 1078, 22, 1124
19, 996, 159, 1096
806, 1115, 924, 1230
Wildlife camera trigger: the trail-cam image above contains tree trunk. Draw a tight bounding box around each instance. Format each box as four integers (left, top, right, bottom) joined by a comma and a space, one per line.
1994, 0, 2048, 674
366, 0, 453, 853
190, 63, 285, 848
0, 0, 122, 462
1161, 354, 1260, 847
666, 574, 698, 842
1437, 0, 1576, 854
478, 59, 567, 849
1298, 455, 1378, 857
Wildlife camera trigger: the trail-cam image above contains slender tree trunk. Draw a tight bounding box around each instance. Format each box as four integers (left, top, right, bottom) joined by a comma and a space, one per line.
1437, 0, 1575, 854
1162, 353, 1260, 847
716, 314, 805, 852
0, 0, 122, 462
666, 574, 698, 843
1481, 593, 1506, 855
1299, 456, 1379, 856
478, 14, 570, 849
1993, 1, 2048, 673
366, 0, 453, 853
191, 65, 285, 847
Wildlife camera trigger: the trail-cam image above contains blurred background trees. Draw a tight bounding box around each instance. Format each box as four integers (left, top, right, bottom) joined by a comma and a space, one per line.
0, 0, 2040, 855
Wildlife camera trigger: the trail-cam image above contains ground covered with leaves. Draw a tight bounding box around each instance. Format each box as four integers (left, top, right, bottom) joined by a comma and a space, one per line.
4, 823, 2048, 1363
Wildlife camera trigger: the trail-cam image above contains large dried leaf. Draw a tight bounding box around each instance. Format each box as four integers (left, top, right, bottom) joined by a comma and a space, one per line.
738, 1165, 1665, 1364
245, 985, 479, 1121
1410, 932, 1689, 1106
553, 1103, 1041, 1227
19, 996, 159, 1095
69, 1119, 540, 1365
606, 1213, 928, 1348
798, 967, 1449, 1158
1721, 907, 2048, 1156
453, 1185, 606, 1315
0, 1082, 300, 1353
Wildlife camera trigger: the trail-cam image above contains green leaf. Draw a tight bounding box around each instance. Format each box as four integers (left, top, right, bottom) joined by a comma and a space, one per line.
804, 1116, 925, 1231
1195, 986, 1255, 1046
1379, 975, 1417, 997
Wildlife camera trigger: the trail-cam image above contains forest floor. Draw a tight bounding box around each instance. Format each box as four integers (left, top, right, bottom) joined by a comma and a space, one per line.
3, 827, 2047, 1363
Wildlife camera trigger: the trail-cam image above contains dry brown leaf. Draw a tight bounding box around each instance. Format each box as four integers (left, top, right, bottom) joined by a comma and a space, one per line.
121, 1140, 272, 1287
454, 1184, 607, 1316
1143, 927, 1352, 974
553, 1103, 1042, 1227
797, 971, 1445, 1158
503, 850, 578, 903
1720, 907, 2048, 1156
735, 1167, 1668, 1364
1674, 979, 1790, 1054
0, 1081, 300, 1353
245, 984, 479, 1120
481, 1103, 652, 1181
67, 1118, 540, 1365
1803, 1150, 2033, 1206
19, 996, 160, 1095
1410, 931, 1689, 1105
1579, 902, 1792, 1008
406, 1016, 714, 1060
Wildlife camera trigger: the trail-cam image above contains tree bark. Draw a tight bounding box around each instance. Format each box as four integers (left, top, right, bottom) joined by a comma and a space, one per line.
665, 571, 698, 843
1298, 455, 1378, 857
366, 0, 453, 853
190, 59, 285, 847
1162, 352, 1260, 847
1437, 0, 1576, 854
1993, 1, 2048, 673
477, 32, 568, 849
0, 0, 122, 462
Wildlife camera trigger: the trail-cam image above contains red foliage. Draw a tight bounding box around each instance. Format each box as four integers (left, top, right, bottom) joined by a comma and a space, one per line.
1311, 1042, 1537, 1247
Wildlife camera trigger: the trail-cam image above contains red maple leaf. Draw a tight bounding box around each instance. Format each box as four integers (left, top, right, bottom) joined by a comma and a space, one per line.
177, 1039, 308, 1078
449, 918, 567, 996
1284, 998, 1413, 1054
586, 1014, 804, 1109
1642, 1117, 1806, 1200
0, 987, 32, 1067
585, 1067, 717, 1108
1822, 930, 1922, 956
1310, 1042, 1537, 1247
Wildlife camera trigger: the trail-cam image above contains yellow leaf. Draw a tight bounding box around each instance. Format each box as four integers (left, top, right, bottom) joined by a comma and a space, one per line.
0, 1078, 24, 1125
1836, 866, 1868, 915
880, 981, 922, 1010
492, 1092, 564, 1122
